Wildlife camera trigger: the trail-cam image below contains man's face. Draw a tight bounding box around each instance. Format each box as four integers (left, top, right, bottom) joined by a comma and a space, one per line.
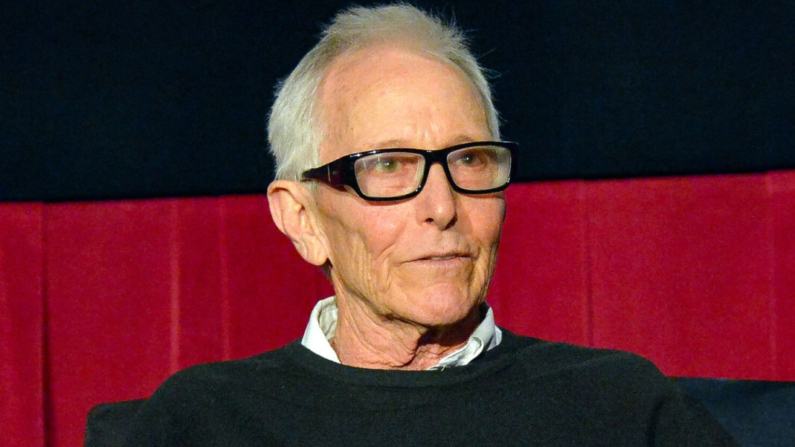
314, 45, 505, 328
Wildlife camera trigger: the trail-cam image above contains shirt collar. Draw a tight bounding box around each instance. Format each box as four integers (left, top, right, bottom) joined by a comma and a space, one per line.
300, 296, 341, 363
301, 296, 502, 369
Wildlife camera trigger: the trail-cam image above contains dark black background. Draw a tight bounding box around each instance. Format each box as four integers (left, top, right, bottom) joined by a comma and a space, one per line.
2, 0, 793, 201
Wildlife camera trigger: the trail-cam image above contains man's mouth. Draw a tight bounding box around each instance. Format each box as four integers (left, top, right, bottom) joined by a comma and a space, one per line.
426, 255, 458, 261
416, 252, 471, 262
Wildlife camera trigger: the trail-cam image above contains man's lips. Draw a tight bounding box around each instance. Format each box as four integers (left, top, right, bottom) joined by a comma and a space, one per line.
412, 252, 472, 262
424, 255, 459, 261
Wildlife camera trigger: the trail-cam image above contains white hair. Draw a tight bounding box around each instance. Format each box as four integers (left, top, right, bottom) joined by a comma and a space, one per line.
267, 3, 500, 181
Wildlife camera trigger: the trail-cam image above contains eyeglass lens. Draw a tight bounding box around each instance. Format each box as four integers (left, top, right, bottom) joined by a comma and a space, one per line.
352, 145, 511, 198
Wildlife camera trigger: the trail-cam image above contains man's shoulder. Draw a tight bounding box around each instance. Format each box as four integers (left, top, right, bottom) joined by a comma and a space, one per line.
123, 341, 315, 445
500, 329, 665, 384
147, 341, 302, 403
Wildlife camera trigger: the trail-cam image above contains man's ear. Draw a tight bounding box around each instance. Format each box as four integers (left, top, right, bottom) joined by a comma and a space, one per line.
267, 180, 329, 266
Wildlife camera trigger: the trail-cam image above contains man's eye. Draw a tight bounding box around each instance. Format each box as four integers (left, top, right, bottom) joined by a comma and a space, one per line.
454, 149, 488, 167
373, 157, 401, 173
459, 154, 478, 165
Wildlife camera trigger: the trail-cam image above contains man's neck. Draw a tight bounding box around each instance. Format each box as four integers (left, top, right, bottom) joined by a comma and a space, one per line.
330, 296, 482, 371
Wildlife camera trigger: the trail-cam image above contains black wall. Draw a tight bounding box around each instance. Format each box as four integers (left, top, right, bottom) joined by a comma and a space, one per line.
3, 0, 793, 202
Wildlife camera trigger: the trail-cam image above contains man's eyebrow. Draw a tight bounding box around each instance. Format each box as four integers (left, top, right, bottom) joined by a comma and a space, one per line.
369, 136, 482, 150
370, 139, 406, 149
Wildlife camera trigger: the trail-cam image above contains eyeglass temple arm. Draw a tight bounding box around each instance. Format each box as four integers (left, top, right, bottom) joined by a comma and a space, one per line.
303, 161, 344, 187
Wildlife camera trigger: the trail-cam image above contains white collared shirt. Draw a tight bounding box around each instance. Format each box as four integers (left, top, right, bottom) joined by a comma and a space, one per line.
301, 296, 502, 370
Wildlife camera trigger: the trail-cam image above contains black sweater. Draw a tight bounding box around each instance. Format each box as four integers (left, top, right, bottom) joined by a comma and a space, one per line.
124, 330, 738, 446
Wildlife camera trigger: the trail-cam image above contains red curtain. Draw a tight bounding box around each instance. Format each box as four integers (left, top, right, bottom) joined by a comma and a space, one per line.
2, 171, 794, 447
0, 204, 44, 447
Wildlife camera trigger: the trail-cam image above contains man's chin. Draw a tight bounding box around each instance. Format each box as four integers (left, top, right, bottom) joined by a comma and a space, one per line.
400, 289, 481, 328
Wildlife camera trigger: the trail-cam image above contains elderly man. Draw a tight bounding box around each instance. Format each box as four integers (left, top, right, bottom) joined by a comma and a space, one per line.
124, 4, 738, 446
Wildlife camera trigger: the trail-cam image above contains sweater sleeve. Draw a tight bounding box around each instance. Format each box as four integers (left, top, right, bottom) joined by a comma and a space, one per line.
121, 362, 241, 447
121, 375, 192, 447
120, 355, 289, 447
649, 377, 741, 446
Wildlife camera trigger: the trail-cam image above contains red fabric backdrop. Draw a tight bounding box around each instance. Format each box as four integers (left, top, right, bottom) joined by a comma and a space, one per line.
0, 204, 44, 447
2, 172, 794, 447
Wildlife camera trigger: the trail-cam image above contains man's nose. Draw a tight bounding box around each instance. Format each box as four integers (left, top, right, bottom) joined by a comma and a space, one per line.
415, 163, 457, 228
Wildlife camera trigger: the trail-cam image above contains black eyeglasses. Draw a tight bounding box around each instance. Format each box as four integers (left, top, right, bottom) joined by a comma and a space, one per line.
301, 141, 516, 201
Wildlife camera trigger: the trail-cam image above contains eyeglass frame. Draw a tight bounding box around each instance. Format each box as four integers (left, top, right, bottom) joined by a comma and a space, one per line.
300, 141, 517, 202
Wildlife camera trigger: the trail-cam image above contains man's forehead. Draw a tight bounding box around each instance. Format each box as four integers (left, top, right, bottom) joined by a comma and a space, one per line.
326, 41, 432, 72
318, 45, 487, 151
322, 44, 457, 93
